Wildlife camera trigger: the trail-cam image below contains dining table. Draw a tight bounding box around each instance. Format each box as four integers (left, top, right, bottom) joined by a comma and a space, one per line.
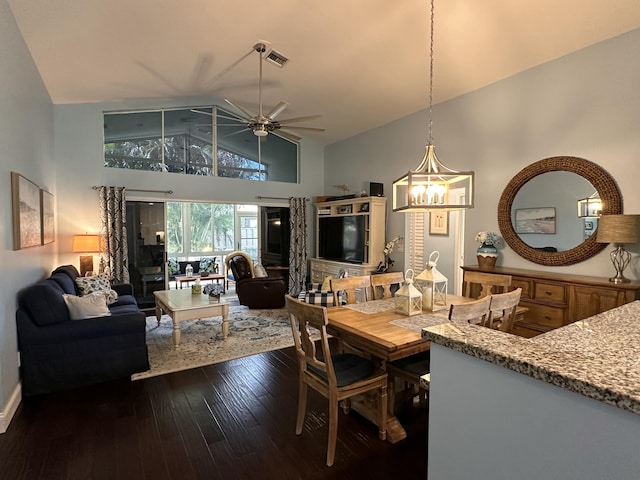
325, 294, 474, 443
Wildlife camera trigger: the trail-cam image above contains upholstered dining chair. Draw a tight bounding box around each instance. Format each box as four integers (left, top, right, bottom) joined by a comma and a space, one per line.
387, 295, 494, 412
462, 270, 512, 299
370, 272, 404, 300
285, 295, 388, 466
330, 275, 372, 305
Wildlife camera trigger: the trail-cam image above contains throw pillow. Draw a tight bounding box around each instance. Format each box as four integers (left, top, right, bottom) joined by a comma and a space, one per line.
321, 275, 333, 292
254, 263, 268, 278
75, 273, 119, 305
199, 257, 217, 274
168, 257, 180, 276
63, 294, 111, 320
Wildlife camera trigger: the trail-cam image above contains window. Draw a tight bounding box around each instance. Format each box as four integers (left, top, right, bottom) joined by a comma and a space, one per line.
104, 106, 299, 183
167, 202, 256, 260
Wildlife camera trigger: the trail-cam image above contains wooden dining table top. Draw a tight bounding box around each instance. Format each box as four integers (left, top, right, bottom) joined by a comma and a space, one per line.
326, 295, 473, 362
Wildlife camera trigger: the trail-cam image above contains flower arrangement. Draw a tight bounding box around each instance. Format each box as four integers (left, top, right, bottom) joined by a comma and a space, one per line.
475, 231, 501, 247
203, 283, 224, 297
384, 236, 403, 256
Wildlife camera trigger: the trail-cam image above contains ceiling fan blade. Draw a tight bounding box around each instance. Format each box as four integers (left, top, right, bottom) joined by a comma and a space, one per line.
224, 99, 255, 121
279, 126, 326, 133
266, 101, 289, 121
204, 49, 254, 87
223, 128, 251, 138
276, 130, 302, 141
277, 114, 324, 125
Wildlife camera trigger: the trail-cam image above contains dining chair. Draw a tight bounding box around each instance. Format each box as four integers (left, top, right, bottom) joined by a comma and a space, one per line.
387, 295, 494, 412
462, 270, 512, 298
485, 288, 522, 333
284, 295, 388, 467
330, 275, 372, 305
370, 272, 404, 300
448, 294, 493, 324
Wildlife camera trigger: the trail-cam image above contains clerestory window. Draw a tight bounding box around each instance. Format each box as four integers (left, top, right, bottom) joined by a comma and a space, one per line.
103, 106, 298, 183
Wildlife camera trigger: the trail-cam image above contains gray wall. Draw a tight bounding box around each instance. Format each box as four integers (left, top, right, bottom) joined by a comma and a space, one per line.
325, 28, 640, 284
0, 0, 55, 425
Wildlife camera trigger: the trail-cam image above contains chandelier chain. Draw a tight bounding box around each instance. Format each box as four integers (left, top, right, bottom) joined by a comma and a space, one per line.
428, 0, 434, 145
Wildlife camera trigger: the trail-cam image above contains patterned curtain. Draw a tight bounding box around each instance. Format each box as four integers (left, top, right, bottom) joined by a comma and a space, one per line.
288, 197, 308, 296
97, 186, 129, 284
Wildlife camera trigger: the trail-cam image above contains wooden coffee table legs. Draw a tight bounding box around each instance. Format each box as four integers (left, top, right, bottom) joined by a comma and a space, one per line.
154, 292, 229, 348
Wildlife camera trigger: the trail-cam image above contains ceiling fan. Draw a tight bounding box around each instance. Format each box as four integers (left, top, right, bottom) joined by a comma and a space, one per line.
193, 42, 324, 141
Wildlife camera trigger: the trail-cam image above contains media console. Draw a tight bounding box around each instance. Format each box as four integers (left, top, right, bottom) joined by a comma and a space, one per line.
310, 196, 386, 284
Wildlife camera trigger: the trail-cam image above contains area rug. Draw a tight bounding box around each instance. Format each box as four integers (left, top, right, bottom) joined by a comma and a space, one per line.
132, 305, 295, 380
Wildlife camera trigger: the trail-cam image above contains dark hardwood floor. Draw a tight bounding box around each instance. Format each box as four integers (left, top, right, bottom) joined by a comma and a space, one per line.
0, 346, 428, 480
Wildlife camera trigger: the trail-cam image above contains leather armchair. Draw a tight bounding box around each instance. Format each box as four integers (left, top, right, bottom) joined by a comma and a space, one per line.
225, 251, 286, 309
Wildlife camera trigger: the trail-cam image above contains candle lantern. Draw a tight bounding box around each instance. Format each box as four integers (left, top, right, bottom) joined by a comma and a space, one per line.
415, 251, 448, 311
395, 269, 424, 316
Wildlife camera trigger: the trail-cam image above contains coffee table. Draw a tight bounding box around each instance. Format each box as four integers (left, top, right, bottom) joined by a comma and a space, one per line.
153, 289, 229, 348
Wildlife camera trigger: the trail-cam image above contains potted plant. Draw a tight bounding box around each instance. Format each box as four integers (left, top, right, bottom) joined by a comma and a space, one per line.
203, 283, 224, 302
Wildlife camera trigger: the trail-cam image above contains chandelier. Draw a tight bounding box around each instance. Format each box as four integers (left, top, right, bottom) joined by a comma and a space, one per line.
392, 0, 474, 213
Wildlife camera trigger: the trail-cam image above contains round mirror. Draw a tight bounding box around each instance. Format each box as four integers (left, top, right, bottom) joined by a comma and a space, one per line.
497, 156, 622, 266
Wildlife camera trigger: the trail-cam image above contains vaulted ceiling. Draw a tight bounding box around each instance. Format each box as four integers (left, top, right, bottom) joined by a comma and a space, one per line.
8, 0, 640, 145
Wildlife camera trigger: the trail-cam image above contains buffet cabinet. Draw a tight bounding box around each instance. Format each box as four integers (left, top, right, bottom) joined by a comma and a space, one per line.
309, 258, 380, 284
462, 265, 640, 338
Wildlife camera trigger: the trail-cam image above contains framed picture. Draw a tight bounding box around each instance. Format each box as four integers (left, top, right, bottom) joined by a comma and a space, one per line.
429, 211, 449, 235
41, 189, 55, 245
11, 172, 42, 250
515, 207, 556, 234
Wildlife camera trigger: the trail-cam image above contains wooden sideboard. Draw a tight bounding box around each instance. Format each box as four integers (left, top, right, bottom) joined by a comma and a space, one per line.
462, 265, 640, 337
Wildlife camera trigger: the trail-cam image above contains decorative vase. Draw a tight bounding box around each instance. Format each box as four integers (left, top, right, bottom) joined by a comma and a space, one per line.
208, 294, 221, 303
477, 242, 498, 270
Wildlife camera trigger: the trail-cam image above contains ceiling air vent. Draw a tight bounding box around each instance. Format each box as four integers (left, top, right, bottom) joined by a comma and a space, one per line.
264, 49, 289, 68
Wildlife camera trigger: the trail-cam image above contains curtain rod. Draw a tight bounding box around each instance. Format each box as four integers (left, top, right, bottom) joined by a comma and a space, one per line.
92, 186, 173, 194
256, 196, 308, 201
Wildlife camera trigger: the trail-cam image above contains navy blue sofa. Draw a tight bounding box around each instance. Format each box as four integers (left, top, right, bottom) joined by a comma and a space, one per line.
16, 265, 149, 396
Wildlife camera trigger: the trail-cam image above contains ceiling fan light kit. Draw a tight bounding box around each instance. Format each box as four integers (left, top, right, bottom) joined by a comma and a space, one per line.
392, 0, 474, 213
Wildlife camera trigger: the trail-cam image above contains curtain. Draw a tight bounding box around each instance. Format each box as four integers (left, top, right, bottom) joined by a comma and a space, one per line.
97, 186, 129, 284
288, 197, 308, 296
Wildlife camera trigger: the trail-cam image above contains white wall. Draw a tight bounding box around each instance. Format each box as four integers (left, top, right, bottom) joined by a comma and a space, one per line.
325, 28, 640, 284
0, 0, 54, 429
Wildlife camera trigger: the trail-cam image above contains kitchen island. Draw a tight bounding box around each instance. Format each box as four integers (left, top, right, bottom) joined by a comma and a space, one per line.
422, 301, 640, 480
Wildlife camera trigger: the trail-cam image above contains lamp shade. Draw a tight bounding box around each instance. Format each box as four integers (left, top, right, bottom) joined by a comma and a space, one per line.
72, 234, 100, 252
596, 215, 640, 244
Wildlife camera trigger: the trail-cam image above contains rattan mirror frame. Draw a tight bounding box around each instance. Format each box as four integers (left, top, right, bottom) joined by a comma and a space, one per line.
497, 156, 622, 266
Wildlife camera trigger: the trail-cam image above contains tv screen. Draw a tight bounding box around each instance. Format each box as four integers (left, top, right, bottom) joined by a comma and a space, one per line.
318, 215, 365, 263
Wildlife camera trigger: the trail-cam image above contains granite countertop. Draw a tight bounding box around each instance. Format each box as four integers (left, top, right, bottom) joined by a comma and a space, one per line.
421, 301, 640, 415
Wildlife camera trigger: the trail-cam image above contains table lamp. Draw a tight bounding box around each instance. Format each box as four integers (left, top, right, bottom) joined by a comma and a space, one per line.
73, 234, 101, 276
596, 214, 640, 283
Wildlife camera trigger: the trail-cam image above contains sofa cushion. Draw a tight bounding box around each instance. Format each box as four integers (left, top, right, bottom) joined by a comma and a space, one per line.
51, 264, 80, 279
168, 257, 180, 276
50, 272, 77, 295
20, 281, 70, 326
108, 303, 142, 315
254, 263, 268, 278
75, 273, 118, 305
63, 293, 111, 320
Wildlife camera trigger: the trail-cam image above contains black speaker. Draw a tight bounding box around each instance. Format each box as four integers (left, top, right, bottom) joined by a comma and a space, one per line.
370, 182, 384, 197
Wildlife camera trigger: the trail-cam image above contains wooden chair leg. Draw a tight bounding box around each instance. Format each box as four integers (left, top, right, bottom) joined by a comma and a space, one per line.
379, 384, 388, 441
327, 399, 339, 467
296, 380, 307, 435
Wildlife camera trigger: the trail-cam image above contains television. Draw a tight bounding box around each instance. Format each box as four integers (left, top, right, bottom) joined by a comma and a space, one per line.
318, 215, 366, 263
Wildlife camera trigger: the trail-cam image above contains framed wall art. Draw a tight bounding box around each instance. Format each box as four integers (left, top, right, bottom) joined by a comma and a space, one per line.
11, 172, 42, 250
515, 207, 556, 234
429, 211, 449, 236
41, 189, 55, 245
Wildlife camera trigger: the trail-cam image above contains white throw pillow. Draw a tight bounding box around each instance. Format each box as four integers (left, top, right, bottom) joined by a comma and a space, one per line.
75, 273, 119, 305
63, 293, 111, 320
254, 263, 269, 278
